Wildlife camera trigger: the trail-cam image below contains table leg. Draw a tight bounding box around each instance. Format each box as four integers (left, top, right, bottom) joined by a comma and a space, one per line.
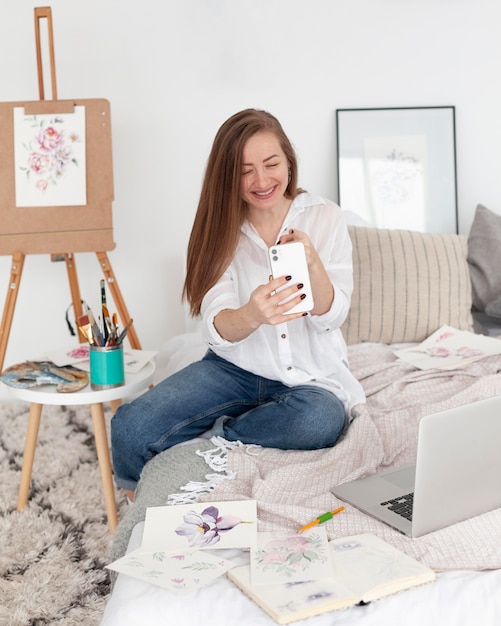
90, 402, 118, 533
17, 402, 43, 511
110, 398, 121, 414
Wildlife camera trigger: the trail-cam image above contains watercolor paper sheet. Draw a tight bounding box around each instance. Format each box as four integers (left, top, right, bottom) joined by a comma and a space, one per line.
394, 325, 501, 370
14, 105, 87, 207
250, 527, 333, 585
142, 501, 258, 553
106, 548, 236, 595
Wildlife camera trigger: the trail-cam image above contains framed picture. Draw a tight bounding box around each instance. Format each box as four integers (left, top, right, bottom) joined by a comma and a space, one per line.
336, 106, 458, 233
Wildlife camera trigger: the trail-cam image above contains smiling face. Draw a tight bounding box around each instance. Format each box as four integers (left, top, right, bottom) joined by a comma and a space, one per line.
240, 130, 290, 217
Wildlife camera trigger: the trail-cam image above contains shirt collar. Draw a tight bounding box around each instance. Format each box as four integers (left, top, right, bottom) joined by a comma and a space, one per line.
241, 192, 323, 243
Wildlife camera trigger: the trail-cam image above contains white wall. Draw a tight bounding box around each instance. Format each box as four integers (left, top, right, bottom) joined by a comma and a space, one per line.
1, 0, 500, 398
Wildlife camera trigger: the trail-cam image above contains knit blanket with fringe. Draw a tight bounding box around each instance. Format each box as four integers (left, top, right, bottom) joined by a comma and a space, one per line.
201, 344, 501, 571
113, 344, 501, 571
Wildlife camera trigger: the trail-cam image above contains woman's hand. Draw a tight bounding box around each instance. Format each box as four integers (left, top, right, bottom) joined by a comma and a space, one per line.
213, 275, 307, 342
277, 228, 316, 264
245, 275, 308, 326
213, 228, 334, 342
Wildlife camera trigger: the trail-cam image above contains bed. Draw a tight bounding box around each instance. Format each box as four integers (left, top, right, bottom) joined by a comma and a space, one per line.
101, 211, 501, 625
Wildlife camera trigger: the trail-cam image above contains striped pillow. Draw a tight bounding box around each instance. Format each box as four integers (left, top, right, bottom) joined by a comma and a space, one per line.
342, 225, 473, 345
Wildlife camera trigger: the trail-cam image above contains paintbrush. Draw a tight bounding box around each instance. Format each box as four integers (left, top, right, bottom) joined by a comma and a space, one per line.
87, 309, 103, 346
106, 312, 119, 346
116, 318, 133, 345
77, 314, 96, 345
77, 313, 102, 346
100, 279, 110, 344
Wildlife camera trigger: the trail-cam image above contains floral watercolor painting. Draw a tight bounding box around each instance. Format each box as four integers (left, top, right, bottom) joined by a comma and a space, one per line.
250, 527, 334, 585
142, 500, 258, 554
174, 505, 244, 548
13, 105, 87, 207
394, 325, 501, 371
106, 548, 236, 595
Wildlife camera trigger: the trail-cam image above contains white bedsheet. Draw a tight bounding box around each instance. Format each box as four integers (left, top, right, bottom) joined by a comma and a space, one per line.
101, 522, 501, 626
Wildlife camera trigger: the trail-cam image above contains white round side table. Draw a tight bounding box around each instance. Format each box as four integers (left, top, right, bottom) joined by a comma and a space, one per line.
3, 359, 155, 533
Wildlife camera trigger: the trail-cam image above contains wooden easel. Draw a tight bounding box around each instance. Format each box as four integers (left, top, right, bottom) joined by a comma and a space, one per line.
0, 7, 140, 371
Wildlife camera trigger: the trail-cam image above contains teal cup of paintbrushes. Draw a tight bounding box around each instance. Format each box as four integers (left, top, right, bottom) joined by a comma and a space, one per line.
89, 344, 125, 390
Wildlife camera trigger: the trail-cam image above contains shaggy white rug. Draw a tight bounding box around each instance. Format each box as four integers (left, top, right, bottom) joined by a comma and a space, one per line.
0, 400, 127, 626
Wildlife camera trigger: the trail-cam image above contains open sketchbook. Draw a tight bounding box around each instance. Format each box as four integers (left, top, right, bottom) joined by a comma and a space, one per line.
228, 534, 436, 624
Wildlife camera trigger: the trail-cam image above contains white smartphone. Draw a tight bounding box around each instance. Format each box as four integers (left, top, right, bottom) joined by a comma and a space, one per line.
268, 242, 314, 314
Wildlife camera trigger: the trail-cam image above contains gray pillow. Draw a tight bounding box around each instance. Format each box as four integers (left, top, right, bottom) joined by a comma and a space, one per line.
485, 295, 501, 319
467, 204, 501, 311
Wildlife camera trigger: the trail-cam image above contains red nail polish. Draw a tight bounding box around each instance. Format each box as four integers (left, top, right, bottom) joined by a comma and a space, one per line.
297, 283, 304, 289
285, 275, 292, 281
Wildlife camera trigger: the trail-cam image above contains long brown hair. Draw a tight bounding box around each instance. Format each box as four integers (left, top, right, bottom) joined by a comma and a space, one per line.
182, 109, 301, 316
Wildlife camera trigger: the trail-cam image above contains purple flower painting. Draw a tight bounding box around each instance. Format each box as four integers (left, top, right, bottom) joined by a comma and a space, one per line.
175, 506, 241, 548
142, 500, 257, 553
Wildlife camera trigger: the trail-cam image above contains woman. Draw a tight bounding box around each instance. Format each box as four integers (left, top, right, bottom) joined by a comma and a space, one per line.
111, 109, 365, 495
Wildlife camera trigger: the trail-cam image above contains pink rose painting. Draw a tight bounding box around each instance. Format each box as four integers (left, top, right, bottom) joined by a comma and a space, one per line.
14, 105, 87, 207
21, 116, 80, 189
252, 530, 332, 582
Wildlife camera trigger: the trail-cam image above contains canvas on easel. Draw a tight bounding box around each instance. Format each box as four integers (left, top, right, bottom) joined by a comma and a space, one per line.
0, 97, 115, 255
0, 7, 140, 371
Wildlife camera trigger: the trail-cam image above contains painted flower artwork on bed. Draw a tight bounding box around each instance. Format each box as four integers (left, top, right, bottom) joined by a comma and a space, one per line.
13, 105, 87, 207
250, 527, 334, 585
394, 325, 501, 371
106, 548, 235, 595
174, 505, 243, 548
142, 500, 258, 553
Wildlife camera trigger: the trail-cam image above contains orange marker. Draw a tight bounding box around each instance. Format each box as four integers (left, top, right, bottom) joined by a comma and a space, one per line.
298, 506, 345, 533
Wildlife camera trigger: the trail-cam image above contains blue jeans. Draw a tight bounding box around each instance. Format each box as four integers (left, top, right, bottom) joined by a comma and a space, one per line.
111, 350, 348, 490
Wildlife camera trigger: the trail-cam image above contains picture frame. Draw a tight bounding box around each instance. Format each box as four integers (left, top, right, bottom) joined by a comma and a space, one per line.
336, 106, 458, 233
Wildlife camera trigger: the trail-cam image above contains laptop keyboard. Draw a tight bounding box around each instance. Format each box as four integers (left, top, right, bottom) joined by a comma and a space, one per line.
380, 493, 414, 521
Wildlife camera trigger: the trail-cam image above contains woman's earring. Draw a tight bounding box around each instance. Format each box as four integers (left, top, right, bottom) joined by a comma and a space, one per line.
288, 168, 292, 184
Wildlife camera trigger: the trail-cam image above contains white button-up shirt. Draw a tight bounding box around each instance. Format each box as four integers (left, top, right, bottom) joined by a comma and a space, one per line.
201, 192, 366, 414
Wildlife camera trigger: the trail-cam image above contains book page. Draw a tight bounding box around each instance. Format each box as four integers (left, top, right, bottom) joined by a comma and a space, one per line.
330, 534, 435, 602
228, 565, 357, 624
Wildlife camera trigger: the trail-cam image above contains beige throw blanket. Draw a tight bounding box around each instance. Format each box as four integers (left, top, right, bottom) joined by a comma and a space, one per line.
204, 344, 501, 571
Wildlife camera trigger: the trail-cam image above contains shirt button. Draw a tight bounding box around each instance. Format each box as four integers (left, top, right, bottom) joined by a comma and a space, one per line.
287, 366, 292, 371
281, 334, 287, 339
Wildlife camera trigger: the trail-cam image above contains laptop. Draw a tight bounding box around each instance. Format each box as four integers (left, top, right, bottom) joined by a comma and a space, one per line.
331, 395, 501, 537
